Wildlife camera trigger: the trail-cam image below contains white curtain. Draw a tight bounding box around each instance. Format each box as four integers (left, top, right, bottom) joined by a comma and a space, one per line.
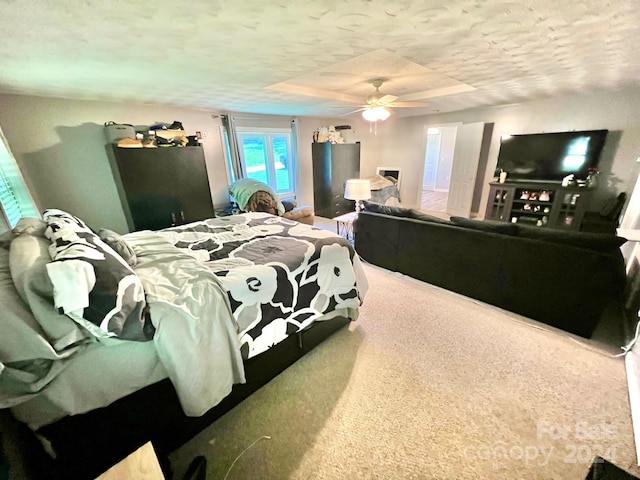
220, 114, 244, 181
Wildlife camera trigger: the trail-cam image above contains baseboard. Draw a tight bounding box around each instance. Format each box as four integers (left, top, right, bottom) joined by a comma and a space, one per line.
625, 348, 640, 466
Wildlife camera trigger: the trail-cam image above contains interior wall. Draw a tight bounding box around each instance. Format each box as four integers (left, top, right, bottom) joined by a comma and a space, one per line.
376, 85, 640, 214
295, 117, 385, 208
2, 86, 638, 230
0, 93, 387, 230
354, 118, 426, 208
0, 94, 229, 233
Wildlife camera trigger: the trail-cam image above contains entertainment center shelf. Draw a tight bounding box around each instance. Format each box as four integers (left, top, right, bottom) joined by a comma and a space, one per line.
486, 182, 593, 231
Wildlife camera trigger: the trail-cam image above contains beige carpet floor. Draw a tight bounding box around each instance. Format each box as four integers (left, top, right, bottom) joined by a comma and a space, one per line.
170, 262, 640, 480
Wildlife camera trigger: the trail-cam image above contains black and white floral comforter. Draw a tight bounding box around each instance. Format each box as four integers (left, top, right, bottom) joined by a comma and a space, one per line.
155, 212, 368, 359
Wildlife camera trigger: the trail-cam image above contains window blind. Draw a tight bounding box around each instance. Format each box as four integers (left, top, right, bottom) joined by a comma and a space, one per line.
0, 127, 39, 228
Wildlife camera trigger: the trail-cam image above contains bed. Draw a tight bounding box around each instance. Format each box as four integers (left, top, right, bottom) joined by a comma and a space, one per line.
0, 210, 368, 479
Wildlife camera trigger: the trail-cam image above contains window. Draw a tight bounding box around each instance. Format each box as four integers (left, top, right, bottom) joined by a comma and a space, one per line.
0, 127, 39, 232
224, 128, 296, 198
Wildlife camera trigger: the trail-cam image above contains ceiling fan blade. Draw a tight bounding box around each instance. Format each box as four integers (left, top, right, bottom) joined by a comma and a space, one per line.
390, 101, 430, 108
341, 107, 367, 116
378, 94, 398, 104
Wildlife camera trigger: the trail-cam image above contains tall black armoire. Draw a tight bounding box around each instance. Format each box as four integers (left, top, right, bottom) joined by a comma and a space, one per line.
312, 142, 361, 218
110, 146, 214, 231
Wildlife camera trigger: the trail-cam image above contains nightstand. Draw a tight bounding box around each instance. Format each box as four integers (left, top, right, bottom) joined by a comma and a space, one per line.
333, 211, 358, 241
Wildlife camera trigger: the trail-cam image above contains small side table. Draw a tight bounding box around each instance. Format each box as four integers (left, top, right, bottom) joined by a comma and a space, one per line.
334, 211, 359, 241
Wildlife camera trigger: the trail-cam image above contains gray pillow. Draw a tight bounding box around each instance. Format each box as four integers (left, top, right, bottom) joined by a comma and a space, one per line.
9, 235, 90, 353
99, 228, 137, 267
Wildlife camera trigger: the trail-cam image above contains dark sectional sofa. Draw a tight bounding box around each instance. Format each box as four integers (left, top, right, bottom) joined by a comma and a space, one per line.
354, 202, 628, 338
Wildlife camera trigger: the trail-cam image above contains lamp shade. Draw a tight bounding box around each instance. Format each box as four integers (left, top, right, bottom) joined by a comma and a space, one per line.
344, 179, 371, 201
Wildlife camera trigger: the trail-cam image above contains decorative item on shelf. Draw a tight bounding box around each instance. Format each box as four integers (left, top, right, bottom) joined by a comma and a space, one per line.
586, 167, 599, 188
344, 179, 371, 212
539, 190, 551, 202
104, 121, 136, 143
562, 174, 577, 187
335, 125, 354, 143
313, 125, 344, 144
520, 190, 530, 200
523, 203, 532, 211
117, 137, 143, 148
529, 192, 539, 201
499, 170, 508, 183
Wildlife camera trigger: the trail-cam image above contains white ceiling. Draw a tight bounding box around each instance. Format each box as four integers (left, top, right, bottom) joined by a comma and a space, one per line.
1, 0, 639, 118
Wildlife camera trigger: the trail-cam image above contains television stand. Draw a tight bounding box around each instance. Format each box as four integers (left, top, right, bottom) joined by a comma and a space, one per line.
485, 181, 593, 231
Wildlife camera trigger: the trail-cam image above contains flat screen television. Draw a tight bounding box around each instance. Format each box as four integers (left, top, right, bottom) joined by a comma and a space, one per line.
496, 129, 608, 183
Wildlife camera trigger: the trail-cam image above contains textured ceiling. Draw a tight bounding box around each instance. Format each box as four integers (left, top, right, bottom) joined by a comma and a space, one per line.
1, 0, 639, 118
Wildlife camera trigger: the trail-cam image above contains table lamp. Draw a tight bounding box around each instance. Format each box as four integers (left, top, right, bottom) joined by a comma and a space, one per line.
344, 179, 371, 212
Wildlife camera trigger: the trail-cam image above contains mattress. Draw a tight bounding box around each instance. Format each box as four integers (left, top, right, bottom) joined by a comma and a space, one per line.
11, 338, 167, 430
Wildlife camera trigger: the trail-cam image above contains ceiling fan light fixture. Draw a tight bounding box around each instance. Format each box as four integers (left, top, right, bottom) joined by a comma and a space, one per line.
362, 106, 391, 122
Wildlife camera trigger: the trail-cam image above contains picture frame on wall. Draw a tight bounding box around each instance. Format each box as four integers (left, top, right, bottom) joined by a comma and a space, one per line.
376, 167, 402, 190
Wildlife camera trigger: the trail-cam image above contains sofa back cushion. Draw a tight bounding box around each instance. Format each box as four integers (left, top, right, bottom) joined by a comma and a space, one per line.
362, 201, 411, 217
450, 216, 519, 236
515, 224, 627, 252
408, 209, 452, 225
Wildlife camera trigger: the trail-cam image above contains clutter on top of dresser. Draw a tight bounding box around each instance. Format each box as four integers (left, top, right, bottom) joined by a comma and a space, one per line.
104, 120, 200, 148
313, 125, 352, 144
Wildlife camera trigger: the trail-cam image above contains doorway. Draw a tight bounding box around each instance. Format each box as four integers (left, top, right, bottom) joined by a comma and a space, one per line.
420, 126, 457, 212
419, 122, 487, 218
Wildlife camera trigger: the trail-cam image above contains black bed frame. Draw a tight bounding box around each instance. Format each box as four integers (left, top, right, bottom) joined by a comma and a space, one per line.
29, 317, 351, 479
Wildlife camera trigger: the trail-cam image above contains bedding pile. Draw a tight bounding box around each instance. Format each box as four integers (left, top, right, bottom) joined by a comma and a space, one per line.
1, 211, 368, 428
367, 174, 401, 205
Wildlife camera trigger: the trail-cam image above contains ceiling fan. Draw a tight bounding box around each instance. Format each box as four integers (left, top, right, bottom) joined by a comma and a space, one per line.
350, 78, 431, 122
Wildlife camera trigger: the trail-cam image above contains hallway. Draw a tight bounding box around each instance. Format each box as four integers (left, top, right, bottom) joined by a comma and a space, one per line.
420, 190, 448, 213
